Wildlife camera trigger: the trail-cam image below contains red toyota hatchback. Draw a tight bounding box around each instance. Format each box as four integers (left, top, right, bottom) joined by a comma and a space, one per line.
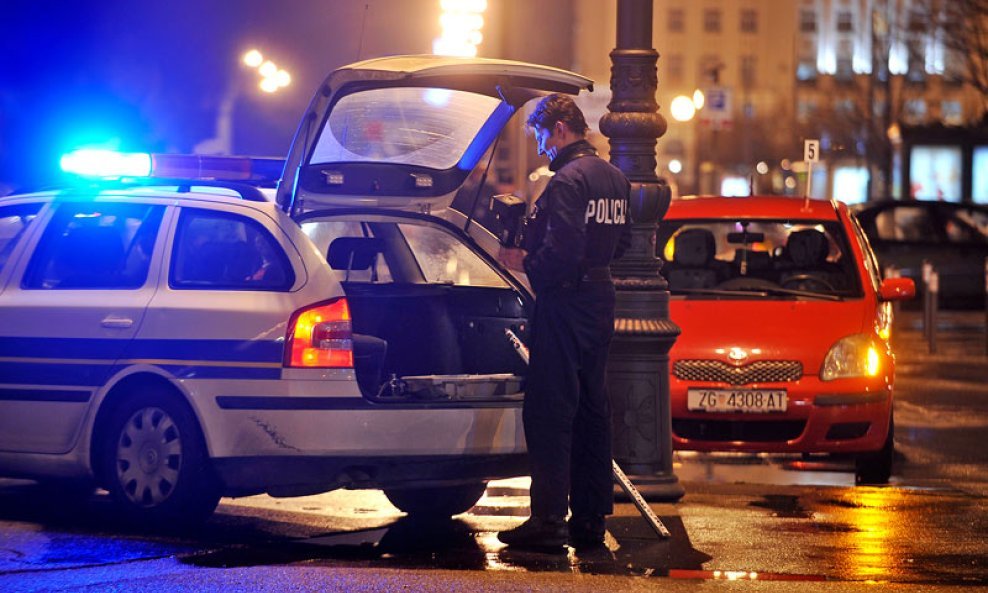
659, 196, 915, 484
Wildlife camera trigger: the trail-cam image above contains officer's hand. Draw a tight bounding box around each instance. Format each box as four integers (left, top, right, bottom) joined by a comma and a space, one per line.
497, 246, 528, 272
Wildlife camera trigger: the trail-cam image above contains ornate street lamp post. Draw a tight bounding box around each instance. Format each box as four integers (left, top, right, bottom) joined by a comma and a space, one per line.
600, 0, 684, 501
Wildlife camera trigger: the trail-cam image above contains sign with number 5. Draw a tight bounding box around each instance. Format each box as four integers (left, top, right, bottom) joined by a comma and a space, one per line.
804, 139, 820, 163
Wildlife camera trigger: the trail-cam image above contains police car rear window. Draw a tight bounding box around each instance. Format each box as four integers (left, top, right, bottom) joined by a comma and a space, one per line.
170, 209, 295, 291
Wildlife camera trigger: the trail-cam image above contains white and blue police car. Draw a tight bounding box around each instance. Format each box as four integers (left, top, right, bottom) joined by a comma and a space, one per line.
0, 56, 593, 526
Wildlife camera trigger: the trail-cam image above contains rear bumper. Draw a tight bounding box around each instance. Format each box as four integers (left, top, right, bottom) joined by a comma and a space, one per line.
214, 453, 529, 497
671, 382, 892, 454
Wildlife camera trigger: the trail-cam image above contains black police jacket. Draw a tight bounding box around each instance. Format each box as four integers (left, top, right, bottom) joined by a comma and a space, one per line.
522, 139, 631, 293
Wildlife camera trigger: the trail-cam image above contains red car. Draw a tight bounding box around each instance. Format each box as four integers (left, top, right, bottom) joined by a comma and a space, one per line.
659, 196, 915, 484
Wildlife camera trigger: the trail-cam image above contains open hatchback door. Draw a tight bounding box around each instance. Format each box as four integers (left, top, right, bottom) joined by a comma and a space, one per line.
276, 55, 593, 214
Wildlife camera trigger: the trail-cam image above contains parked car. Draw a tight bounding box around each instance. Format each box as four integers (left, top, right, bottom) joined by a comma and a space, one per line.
851, 200, 988, 309
0, 55, 593, 526
659, 196, 915, 484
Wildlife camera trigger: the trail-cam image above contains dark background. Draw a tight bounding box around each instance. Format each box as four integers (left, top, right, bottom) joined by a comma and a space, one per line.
0, 0, 444, 191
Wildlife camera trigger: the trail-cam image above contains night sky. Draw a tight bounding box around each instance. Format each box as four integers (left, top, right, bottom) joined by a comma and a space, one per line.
0, 0, 439, 191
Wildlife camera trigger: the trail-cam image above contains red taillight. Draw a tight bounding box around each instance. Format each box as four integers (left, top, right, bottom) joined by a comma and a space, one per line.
286, 298, 354, 368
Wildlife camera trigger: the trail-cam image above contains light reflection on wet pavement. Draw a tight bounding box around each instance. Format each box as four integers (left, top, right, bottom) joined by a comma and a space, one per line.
2, 312, 988, 587
1, 464, 987, 587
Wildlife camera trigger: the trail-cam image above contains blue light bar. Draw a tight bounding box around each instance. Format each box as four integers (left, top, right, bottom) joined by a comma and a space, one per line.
60, 149, 152, 178
59, 150, 285, 183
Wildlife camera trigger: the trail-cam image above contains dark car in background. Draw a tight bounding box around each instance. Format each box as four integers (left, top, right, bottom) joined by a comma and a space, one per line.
852, 200, 988, 308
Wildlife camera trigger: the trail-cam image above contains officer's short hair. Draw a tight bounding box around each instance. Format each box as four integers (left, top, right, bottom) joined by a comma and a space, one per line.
527, 94, 589, 136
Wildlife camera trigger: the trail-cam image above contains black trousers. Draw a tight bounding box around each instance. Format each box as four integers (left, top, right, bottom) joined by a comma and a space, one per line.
524, 281, 616, 519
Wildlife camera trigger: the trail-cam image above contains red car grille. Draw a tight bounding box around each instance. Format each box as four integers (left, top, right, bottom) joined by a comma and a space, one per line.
673, 360, 803, 385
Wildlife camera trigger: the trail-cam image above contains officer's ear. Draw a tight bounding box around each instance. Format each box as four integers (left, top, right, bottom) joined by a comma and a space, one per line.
553, 121, 568, 137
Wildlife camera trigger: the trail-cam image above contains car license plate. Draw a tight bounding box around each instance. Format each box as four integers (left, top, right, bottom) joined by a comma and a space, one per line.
687, 389, 788, 413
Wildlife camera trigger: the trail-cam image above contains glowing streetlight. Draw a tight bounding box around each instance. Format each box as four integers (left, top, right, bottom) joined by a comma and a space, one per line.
692, 89, 705, 110
434, 0, 487, 57
671, 95, 697, 122
195, 47, 292, 155
242, 49, 264, 68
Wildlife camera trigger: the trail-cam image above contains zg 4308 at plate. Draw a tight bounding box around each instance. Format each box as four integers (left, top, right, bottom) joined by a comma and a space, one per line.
687, 389, 788, 413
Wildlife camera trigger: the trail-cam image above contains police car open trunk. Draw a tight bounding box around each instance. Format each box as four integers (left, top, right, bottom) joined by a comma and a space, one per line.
279, 56, 593, 403
297, 210, 531, 403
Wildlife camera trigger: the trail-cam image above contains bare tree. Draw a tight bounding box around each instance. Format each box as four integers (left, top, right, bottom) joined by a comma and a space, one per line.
913, 0, 988, 114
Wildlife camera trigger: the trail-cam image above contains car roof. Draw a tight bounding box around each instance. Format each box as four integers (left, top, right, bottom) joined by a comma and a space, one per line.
3, 183, 280, 211
666, 195, 842, 221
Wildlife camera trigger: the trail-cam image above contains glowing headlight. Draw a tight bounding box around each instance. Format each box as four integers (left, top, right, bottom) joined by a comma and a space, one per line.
820, 334, 882, 381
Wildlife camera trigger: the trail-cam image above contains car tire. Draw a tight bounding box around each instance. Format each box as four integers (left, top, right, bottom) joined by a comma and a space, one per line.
384, 482, 487, 518
855, 416, 894, 485
99, 386, 221, 528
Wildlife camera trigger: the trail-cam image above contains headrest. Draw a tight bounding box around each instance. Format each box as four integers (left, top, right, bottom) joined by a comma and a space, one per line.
327, 237, 383, 271
787, 229, 829, 267
673, 228, 716, 267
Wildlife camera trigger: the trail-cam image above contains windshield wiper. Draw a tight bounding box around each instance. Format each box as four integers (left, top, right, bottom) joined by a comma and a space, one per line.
672, 287, 842, 301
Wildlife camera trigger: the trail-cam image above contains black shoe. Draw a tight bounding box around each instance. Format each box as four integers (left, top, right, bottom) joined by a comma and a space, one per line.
568, 515, 606, 549
497, 516, 568, 550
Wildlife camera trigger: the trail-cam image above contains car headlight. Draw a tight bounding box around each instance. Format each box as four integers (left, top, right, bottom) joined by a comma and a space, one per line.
820, 334, 882, 381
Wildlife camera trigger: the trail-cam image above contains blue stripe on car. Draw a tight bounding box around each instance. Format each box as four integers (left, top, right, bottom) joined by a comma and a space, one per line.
0, 388, 91, 402
0, 337, 283, 363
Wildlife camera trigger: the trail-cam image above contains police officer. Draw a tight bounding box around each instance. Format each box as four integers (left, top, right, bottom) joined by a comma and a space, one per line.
497, 94, 630, 550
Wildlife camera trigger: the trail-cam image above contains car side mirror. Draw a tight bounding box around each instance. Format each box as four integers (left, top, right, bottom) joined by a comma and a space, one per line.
879, 277, 915, 301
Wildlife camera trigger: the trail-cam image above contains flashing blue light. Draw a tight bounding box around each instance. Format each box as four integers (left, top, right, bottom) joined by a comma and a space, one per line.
60, 149, 152, 178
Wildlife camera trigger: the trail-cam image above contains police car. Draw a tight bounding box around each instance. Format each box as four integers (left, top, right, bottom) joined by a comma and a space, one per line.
0, 56, 592, 526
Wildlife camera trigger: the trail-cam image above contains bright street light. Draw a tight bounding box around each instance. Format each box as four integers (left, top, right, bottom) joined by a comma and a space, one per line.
692, 89, 705, 110
242, 49, 263, 68
671, 95, 697, 122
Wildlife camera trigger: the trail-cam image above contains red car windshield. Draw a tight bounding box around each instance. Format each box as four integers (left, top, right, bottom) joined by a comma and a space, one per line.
659, 219, 863, 298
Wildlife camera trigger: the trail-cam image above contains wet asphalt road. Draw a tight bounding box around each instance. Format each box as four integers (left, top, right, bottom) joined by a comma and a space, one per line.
1, 311, 987, 592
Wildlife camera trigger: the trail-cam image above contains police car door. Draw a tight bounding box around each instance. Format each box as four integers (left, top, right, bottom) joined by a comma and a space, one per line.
0, 198, 167, 454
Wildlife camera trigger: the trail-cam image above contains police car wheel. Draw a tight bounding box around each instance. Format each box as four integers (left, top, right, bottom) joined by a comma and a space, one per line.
100, 388, 221, 527
384, 482, 487, 518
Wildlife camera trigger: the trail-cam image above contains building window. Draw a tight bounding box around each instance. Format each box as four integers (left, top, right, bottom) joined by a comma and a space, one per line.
800, 9, 817, 33
836, 11, 854, 33
797, 60, 818, 81
699, 54, 722, 84
836, 40, 854, 81
797, 99, 818, 122
666, 54, 684, 83
704, 8, 721, 33
834, 98, 856, 115
941, 100, 963, 125
668, 8, 685, 33
741, 55, 757, 87
740, 9, 758, 33
903, 99, 927, 124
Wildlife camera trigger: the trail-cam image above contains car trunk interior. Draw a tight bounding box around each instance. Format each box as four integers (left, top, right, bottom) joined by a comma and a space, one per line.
344, 282, 529, 403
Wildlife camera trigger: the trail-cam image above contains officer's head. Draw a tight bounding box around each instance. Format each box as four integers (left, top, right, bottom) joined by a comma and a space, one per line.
527, 94, 588, 160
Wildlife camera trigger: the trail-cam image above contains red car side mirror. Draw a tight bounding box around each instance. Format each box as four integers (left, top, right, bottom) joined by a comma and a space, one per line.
879, 277, 916, 301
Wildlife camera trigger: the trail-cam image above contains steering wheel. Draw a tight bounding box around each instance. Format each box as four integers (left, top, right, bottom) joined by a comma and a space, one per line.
781, 274, 837, 292
716, 277, 780, 291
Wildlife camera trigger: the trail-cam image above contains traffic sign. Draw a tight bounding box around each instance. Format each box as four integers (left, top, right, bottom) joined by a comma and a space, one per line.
699, 86, 733, 131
